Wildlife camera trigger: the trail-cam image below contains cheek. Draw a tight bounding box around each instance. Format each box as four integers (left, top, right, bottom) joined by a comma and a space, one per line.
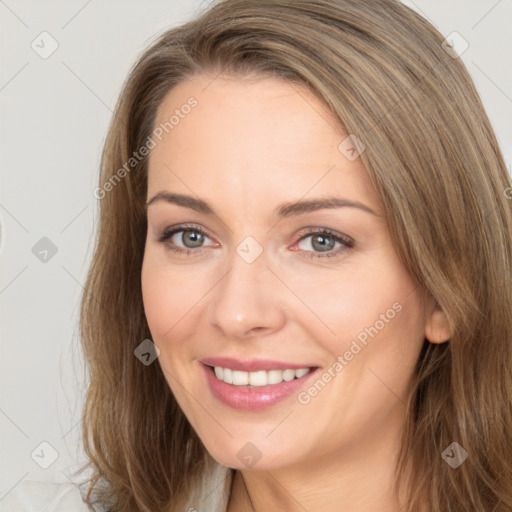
141, 262, 167, 338
141, 255, 185, 343
299, 259, 425, 366
141, 258, 195, 397
284, 262, 406, 341
141, 253, 197, 336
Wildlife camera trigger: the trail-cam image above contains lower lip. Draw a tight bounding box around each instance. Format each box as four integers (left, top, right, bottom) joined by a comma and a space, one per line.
201, 363, 319, 411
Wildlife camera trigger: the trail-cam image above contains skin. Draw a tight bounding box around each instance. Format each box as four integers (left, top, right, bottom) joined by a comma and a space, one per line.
141, 73, 451, 512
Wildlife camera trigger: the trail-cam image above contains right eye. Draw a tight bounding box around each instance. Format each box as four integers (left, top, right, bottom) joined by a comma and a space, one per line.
158, 224, 218, 256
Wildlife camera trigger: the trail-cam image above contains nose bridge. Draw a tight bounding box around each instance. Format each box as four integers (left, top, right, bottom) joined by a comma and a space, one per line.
208, 237, 285, 339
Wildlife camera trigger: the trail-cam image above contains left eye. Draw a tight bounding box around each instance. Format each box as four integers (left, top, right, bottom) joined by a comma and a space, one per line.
293, 229, 354, 259
296, 231, 345, 253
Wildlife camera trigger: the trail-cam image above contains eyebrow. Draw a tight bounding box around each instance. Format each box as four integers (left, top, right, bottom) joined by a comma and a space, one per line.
145, 191, 378, 218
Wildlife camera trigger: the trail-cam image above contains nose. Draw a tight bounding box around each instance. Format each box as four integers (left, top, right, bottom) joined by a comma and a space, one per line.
208, 247, 287, 340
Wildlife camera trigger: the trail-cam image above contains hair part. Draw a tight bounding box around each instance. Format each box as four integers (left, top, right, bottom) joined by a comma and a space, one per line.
77, 1, 512, 510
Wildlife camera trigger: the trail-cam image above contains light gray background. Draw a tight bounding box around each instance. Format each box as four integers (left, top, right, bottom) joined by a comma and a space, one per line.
1, 0, 511, 497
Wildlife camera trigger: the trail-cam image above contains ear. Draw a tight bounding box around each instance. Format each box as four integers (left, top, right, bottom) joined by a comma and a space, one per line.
425, 306, 451, 344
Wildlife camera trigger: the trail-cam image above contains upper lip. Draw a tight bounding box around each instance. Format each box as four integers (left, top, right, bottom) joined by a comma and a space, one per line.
201, 357, 317, 372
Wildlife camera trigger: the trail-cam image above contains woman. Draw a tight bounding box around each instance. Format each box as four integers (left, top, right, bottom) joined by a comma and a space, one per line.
5, 0, 512, 510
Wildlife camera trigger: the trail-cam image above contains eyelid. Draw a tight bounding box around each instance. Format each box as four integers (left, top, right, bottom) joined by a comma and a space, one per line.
295, 226, 354, 245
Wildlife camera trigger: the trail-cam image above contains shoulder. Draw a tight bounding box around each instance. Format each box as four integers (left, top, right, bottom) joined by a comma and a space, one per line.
0, 480, 93, 511
0, 466, 233, 512
183, 460, 234, 512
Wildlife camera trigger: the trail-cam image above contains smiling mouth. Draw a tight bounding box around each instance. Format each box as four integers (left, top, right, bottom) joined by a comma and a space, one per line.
206, 364, 317, 387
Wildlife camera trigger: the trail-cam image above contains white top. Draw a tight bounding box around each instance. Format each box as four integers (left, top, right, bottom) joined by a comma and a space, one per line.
0, 462, 233, 511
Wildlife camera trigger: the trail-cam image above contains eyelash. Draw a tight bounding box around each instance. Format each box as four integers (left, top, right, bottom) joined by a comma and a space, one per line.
157, 223, 354, 259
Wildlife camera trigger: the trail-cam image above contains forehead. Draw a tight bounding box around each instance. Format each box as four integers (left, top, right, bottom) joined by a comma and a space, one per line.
147, 73, 381, 216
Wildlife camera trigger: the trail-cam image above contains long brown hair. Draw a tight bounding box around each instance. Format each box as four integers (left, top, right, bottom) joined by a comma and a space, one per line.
76, 1, 512, 510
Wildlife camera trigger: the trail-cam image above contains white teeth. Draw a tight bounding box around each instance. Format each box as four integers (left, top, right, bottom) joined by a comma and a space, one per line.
212, 366, 312, 387
295, 368, 310, 378
249, 370, 267, 387
282, 369, 295, 382
267, 370, 283, 385
223, 368, 233, 384
232, 370, 249, 386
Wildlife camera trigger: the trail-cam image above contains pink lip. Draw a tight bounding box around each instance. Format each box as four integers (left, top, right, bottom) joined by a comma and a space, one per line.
200, 356, 315, 372
200, 362, 320, 411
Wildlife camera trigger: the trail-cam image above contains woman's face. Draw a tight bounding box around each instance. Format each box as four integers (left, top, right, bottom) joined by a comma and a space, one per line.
141, 73, 431, 471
